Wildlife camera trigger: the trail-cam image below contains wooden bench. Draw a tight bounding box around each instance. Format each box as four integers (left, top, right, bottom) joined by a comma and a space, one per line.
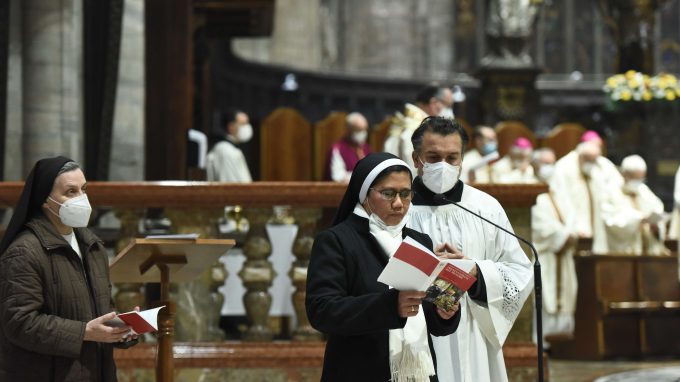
550, 252, 680, 359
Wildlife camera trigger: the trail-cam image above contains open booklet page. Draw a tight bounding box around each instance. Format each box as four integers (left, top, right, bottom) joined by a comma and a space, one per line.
106, 306, 165, 335
377, 237, 476, 311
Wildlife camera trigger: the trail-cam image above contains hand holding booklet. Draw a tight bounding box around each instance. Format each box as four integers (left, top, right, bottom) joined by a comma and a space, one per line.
377, 237, 476, 312
106, 306, 165, 335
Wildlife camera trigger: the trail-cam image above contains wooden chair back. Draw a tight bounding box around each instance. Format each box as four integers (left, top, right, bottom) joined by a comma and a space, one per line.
541, 123, 585, 160
370, 116, 393, 153
260, 107, 312, 180
494, 120, 537, 157
313, 112, 348, 180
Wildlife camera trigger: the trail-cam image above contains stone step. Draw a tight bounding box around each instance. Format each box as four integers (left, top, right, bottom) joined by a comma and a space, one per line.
115, 341, 548, 381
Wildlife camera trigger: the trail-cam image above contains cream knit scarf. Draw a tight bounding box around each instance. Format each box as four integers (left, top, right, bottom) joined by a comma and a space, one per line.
354, 204, 435, 382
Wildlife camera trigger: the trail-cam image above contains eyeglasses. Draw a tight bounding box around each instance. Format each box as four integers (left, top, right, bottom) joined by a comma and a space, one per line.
370, 188, 414, 201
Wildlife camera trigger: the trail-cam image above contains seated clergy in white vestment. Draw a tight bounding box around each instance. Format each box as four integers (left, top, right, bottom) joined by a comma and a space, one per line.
549, 140, 623, 254
603, 155, 670, 256
580, 130, 624, 189
460, 125, 499, 184
493, 137, 537, 184
531, 178, 578, 347
324, 112, 371, 183
384, 86, 445, 175
531, 147, 556, 184
409, 116, 533, 382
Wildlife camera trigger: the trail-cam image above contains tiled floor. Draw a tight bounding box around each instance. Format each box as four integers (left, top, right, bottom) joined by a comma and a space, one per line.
549, 358, 680, 382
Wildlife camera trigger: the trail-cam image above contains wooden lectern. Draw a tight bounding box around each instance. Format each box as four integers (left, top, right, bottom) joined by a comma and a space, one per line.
110, 238, 235, 382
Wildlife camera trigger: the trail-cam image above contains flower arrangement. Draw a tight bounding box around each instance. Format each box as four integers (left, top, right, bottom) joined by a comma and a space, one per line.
603, 71, 680, 102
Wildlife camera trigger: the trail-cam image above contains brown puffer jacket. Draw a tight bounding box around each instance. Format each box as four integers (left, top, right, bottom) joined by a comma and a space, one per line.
0, 215, 118, 381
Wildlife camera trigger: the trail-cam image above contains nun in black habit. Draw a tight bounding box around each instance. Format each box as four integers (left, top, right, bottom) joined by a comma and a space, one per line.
0, 156, 135, 382
306, 152, 461, 382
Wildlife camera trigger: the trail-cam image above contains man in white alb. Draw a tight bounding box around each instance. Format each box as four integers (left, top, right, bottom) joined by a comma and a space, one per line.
603, 155, 669, 256
408, 116, 534, 382
531, 151, 578, 347
383, 86, 446, 174
549, 138, 623, 253
460, 125, 499, 183
492, 137, 536, 184
206, 109, 253, 182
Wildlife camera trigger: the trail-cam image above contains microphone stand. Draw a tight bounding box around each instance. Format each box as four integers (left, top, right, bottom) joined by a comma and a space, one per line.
435, 195, 544, 382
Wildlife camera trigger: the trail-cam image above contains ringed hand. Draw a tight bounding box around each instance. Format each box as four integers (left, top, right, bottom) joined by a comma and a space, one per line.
398, 291, 426, 318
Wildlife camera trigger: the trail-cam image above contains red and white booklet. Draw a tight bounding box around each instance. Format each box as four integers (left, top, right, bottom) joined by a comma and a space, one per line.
106, 306, 165, 335
377, 237, 476, 311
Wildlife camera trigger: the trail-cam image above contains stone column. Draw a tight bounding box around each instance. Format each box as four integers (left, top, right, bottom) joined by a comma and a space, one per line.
270, 0, 322, 70
110, 0, 145, 181
240, 208, 276, 341
22, 0, 83, 170
290, 208, 322, 341
4, 0, 22, 181
165, 208, 226, 342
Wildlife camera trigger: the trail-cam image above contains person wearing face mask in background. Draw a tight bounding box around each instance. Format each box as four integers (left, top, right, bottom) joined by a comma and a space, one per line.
408, 117, 533, 382
0, 157, 138, 381
459, 125, 499, 184
492, 137, 537, 184
206, 108, 253, 182
602, 155, 669, 256
384, 86, 446, 175
579, 130, 624, 187
436, 87, 455, 120
531, 148, 556, 184
530, 146, 579, 349
549, 131, 624, 254
325, 112, 372, 183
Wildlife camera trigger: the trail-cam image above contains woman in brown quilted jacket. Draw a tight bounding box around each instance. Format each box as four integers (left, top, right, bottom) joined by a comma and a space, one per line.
0, 156, 137, 381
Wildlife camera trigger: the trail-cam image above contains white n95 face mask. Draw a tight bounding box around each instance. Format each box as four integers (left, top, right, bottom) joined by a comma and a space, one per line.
351, 130, 368, 145
581, 161, 595, 176
420, 158, 460, 194
48, 194, 92, 228
439, 107, 455, 119
237, 123, 253, 143
537, 164, 554, 183
624, 179, 643, 193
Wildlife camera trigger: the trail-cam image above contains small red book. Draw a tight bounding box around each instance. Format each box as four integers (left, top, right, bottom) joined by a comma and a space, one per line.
106, 306, 165, 335
378, 237, 476, 312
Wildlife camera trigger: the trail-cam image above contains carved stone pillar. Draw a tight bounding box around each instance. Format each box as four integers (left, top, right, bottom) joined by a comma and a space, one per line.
113, 208, 145, 313
22, 0, 84, 168
165, 208, 226, 342
239, 208, 276, 341
290, 208, 322, 341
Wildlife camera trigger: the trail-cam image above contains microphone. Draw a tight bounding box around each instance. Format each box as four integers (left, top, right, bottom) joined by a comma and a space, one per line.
432, 193, 544, 382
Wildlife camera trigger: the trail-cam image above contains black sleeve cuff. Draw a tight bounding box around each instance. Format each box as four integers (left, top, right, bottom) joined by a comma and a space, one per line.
113, 337, 139, 349
467, 264, 487, 302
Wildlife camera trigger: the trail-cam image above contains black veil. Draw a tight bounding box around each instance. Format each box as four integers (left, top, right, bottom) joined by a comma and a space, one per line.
332, 152, 409, 226
0, 156, 73, 254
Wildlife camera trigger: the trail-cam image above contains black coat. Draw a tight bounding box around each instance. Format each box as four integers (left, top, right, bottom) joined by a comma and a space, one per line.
306, 213, 461, 382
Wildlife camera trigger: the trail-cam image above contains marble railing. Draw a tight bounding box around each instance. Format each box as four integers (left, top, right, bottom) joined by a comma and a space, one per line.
0, 182, 546, 345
